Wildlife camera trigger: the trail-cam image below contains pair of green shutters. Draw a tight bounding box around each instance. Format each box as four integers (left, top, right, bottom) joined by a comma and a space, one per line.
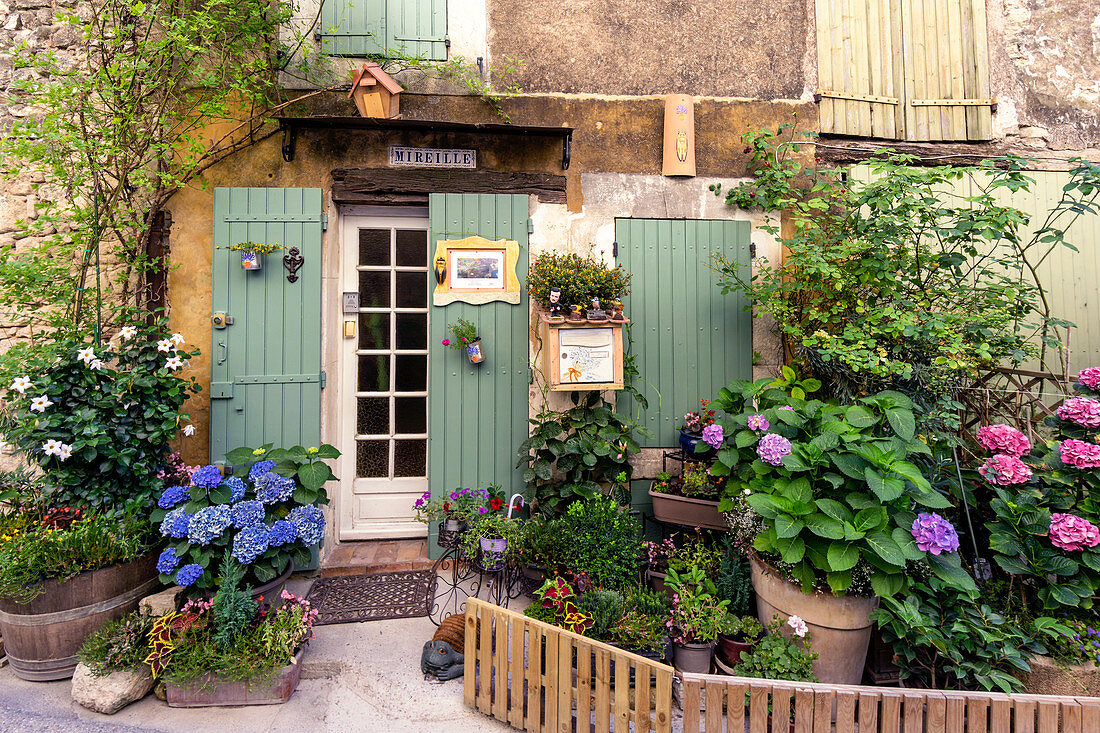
210, 188, 751, 497
319, 0, 447, 60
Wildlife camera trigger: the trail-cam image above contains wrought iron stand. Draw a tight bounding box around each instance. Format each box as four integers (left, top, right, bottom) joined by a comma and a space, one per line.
428, 528, 525, 625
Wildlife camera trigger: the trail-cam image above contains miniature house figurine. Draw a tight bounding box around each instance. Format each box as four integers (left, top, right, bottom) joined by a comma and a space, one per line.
348, 62, 404, 119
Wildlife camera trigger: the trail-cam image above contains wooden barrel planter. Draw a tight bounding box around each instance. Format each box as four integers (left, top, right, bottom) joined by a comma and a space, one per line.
0, 553, 159, 681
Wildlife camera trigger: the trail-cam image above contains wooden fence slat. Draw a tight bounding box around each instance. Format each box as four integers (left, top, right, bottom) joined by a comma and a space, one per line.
576, 641, 592, 733
594, 647, 610, 733
990, 698, 1011, 733
495, 609, 509, 722
726, 682, 746, 733
557, 633, 572, 733
946, 695, 966, 732
773, 687, 793, 733
478, 606, 492, 714
968, 696, 990, 733
1063, 700, 1083, 733
1081, 700, 1100, 733
1014, 699, 1036, 733
683, 679, 702, 733
904, 693, 926, 732
749, 684, 769, 733
813, 690, 833, 733
464, 606, 477, 709
794, 687, 815, 733
1037, 701, 1059, 733
926, 694, 947, 733
882, 691, 902, 733
704, 676, 723, 733
654, 667, 672, 733
635, 661, 653, 733
543, 630, 558, 731
509, 618, 524, 728
835, 689, 857, 733
527, 626, 543, 733
859, 690, 881, 733
614, 649, 630, 733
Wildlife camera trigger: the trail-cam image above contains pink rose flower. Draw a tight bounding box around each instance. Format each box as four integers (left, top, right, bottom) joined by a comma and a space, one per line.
1077, 367, 1100, 391
1049, 513, 1100, 552
976, 424, 1030, 457
1058, 397, 1100, 427
978, 454, 1032, 486
441, 338, 450, 346
1060, 439, 1100, 469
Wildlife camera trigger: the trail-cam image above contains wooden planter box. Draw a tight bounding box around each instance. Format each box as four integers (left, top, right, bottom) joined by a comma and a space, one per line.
165, 648, 304, 707
648, 484, 726, 530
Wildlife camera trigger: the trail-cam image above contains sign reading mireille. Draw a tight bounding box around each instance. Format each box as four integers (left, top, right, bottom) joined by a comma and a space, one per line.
388, 146, 476, 169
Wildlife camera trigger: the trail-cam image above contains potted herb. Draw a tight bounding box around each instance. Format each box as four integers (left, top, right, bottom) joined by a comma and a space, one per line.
717, 613, 763, 667
460, 512, 522, 571
732, 614, 817, 682
220, 241, 283, 271
443, 318, 483, 364
154, 442, 340, 595
679, 398, 719, 458
647, 461, 726, 530
644, 534, 720, 600
666, 566, 729, 673
608, 587, 670, 662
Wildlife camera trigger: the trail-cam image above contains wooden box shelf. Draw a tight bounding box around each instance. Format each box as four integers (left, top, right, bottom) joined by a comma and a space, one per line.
537, 310, 627, 392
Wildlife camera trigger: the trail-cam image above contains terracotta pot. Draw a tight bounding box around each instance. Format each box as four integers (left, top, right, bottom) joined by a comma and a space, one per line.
749, 553, 878, 685
717, 636, 755, 668
673, 641, 715, 673
165, 648, 304, 707
648, 484, 726, 530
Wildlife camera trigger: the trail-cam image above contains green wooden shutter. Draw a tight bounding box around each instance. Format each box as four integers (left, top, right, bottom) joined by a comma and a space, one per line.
427, 194, 528, 552
319, 0, 446, 60
210, 188, 325, 465
615, 218, 752, 448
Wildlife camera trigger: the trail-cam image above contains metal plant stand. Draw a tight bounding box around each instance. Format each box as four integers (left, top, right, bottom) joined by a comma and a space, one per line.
428, 531, 525, 625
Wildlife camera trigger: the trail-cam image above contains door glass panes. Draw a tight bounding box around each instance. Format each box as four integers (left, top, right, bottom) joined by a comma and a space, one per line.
355, 226, 429, 479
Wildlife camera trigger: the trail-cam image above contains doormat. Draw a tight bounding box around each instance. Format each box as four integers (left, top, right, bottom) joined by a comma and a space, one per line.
304, 570, 437, 626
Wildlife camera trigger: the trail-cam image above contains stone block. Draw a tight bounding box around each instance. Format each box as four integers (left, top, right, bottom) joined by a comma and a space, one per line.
139, 586, 182, 616
3, 13, 20, 30
71, 663, 154, 715
1017, 654, 1100, 696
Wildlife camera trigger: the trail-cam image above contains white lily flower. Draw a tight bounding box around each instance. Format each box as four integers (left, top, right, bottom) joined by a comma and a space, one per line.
42, 439, 62, 456
90, 359, 106, 370
182, 424, 196, 436
77, 347, 96, 364
165, 356, 184, 370
170, 333, 185, 345
787, 615, 808, 638
30, 396, 52, 412
156, 339, 174, 353
117, 325, 137, 340
56, 443, 73, 461
9, 376, 32, 394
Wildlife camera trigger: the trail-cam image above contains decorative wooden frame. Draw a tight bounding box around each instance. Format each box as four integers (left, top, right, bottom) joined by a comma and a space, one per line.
432, 235, 521, 306
538, 310, 626, 391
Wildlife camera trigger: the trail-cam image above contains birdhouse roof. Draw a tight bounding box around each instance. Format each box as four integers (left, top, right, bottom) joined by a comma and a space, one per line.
348, 62, 404, 98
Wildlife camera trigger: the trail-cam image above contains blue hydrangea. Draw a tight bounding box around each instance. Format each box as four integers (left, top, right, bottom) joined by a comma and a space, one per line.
157, 485, 190, 509
160, 507, 193, 539
231, 524, 271, 564
175, 563, 203, 587
230, 500, 265, 529
187, 504, 232, 545
248, 460, 277, 483
190, 464, 224, 490
268, 519, 298, 546
156, 548, 181, 574
255, 472, 296, 504
224, 476, 246, 503
288, 504, 324, 545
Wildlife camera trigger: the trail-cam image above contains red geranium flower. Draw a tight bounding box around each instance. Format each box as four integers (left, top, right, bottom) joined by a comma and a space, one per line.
489, 498, 503, 511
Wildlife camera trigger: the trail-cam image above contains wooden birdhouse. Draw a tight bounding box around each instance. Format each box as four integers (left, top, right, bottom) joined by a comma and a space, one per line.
347, 62, 403, 119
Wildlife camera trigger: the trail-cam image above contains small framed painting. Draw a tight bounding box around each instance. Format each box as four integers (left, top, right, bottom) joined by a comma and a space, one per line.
432, 235, 521, 306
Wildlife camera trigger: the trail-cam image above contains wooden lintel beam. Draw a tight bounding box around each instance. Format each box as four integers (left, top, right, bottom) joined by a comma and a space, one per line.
330, 168, 567, 204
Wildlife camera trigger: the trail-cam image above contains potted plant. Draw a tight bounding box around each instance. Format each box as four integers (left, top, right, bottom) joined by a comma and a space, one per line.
647, 461, 726, 530
413, 485, 504, 548
666, 565, 729, 673
461, 511, 522, 571
526, 251, 631, 318
153, 442, 340, 595
709, 372, 970, 684
73, 609, 157, 713
644, 533, 721, 599
717, 613, 763, 667
443, 318, 483, 364
608, 587, 670, 662
220, 241, 283, 271
149, 554, 318, 706
679, 398, 719, 458
513, 513, 556, 588
732, 614, 817, 682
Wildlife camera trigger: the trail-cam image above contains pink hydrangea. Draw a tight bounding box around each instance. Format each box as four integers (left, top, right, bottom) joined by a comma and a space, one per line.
976, 424, 1030, 457
1060, 439, 1100, 469
746, 414, 770, 432
1057, 397, 1100, 427
701, 423, 724, 450
757, 433, 792, 466
1077, 367, 1100, 391
1049, 513, 1100, 552
978, 454, 1033, 485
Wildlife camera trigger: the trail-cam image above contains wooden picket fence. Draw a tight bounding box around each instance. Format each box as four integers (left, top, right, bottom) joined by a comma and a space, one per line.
464, 598, 675, 732
681, 673, 1100, 733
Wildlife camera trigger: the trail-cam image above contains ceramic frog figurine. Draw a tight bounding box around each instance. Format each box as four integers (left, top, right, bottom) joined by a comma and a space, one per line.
421, 640, 464, 681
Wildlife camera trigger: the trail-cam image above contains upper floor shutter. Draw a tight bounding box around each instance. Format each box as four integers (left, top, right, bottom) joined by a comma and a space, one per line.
319, 0, 447, 60
815, 0, 992, 141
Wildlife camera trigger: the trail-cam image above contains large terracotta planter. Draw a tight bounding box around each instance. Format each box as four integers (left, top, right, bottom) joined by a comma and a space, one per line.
749, 553, 877, 685
165, 648, 304, 707
648, 485, 726, 530
1016, 654, 1100, 696
0, 553, 159, 681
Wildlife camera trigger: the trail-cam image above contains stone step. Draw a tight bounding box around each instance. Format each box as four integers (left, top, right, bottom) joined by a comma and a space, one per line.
321, 539, 433, 577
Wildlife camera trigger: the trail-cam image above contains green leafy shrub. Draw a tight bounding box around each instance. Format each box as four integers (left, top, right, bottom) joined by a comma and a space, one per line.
526, 252, 631, 311
715, 544, 754, 616
667, 566, 729, 644
577, 589, 625, 639
552, 496, 641, 590
78, 610, 156, 677
733, 616, 817, 682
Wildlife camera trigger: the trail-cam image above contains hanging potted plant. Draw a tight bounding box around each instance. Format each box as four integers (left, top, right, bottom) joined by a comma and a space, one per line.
460, 512, 522, 572
222, 241, 283, 271
443, 318, 484, 365
666, 566, 729, 673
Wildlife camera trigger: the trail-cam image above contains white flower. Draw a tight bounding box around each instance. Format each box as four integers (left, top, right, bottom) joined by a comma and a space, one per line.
9, 376, 32, 394
56, 443, 73, 461
170, 333, 185, 345
182, 424, 196, 436
77, 347, 96, 364
165, 356, 183, 370
156, 339, 174, 353
90, 359, 106, 370
743, 488, 751, 496
42, 439, 62, 456
117, 325, 137, 340
787, 615, 808, 638
30, 396, 52, 412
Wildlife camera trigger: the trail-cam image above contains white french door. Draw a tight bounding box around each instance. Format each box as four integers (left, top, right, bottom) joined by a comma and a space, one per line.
338, 209, 430, 540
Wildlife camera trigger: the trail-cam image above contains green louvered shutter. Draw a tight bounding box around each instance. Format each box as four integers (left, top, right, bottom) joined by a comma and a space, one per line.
210, 188, 325, 465
319, 0, 447, 60
426, 194, 528, 555
615, 218, 753, 447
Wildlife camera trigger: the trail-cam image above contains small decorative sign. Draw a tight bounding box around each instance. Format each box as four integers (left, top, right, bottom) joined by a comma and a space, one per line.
432, 235, 521, 306
662, 94, 696, 177
389, 147, 476, 169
